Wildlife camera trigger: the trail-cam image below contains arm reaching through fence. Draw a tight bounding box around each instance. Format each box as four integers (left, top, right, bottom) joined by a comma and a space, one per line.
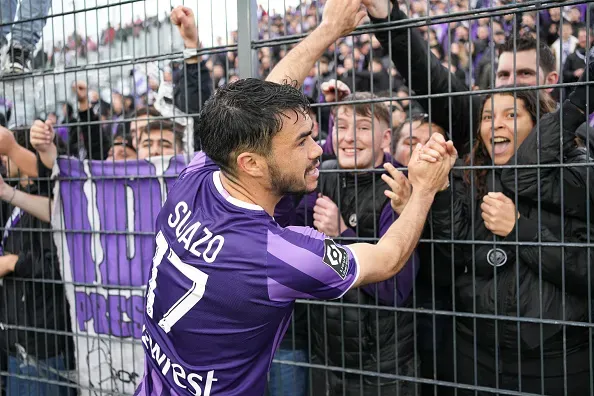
0, 174, 51, 223
170, 6, 200, 51
170, 6, 213, 147
266, 0, 367, 86
349, 134, 457, 287
0, 255, 18, 278
0, 126, 38, 177
363, 0, 479, 154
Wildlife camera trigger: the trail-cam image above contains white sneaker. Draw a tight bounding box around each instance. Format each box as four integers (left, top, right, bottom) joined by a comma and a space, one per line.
3, 44, 31, 74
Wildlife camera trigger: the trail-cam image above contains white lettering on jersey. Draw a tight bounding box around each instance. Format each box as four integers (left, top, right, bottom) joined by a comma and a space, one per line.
168, 201, 189, 228
142, 327, 218, 396
167, 201, 225, 262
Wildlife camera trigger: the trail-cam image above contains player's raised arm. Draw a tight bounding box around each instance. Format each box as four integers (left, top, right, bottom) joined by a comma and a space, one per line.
266, 0, 367, 87
349, 134, 457, 287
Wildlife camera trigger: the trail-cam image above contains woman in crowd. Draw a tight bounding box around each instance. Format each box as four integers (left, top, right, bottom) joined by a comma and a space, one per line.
418, 62, 594, 394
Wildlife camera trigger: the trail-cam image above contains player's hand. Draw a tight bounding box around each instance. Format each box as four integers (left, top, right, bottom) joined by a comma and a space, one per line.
481, 192, 519, 237
362, 0, 394, 19
321, 79, 351, 103
408, 133, 456, 195
170, 6, 199, 49
0, 126, 16, 156
417, 133, 457, 190
418, 133, 458, 165
30, 120, 55, 153
382, 163, 411, 215
313, 195, 349, 237
322, 0, 368, 38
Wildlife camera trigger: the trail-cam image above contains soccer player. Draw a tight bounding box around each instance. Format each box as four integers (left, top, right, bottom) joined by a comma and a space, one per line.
135, 1, 457, 395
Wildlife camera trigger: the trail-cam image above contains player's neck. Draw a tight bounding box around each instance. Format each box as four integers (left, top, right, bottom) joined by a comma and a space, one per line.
219, 172, 278, 216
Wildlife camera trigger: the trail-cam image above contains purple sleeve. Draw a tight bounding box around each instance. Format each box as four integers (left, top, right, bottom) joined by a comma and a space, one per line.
339, 228, 357, 241
266, 226, 360, 302
360, 204, 419, 306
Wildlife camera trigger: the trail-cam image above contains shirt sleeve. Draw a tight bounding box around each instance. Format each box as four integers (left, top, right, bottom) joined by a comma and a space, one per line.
360, 204, 419, 306
266, 225, 360, 302
378, 203, 396, 237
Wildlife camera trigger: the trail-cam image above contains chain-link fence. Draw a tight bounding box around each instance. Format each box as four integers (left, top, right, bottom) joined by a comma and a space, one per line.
0, 0, 593, 395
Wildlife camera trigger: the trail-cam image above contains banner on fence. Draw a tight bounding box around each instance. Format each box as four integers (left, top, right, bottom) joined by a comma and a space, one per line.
52, 155, 187, 395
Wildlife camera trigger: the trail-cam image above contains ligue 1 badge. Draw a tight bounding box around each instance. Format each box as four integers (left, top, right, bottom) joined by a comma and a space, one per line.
348, 213, 357, 227
487, 248, 507, 267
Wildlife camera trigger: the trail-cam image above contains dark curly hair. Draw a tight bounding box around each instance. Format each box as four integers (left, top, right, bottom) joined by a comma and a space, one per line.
198, 78, 310, 175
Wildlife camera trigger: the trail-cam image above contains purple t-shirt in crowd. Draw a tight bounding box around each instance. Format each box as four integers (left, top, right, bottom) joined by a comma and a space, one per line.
275, 152, 418, 308
135, 152, 360, 396
286, 190, 418, 307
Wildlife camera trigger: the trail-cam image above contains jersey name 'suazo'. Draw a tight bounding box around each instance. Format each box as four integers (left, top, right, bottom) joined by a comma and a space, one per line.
167, 201, 225, 263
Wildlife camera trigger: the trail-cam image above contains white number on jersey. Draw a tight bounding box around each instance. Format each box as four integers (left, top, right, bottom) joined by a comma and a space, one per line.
146, 231, 212, 334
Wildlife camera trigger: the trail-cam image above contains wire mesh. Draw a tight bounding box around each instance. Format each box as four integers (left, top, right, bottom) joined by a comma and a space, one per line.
0, 0, 592, 395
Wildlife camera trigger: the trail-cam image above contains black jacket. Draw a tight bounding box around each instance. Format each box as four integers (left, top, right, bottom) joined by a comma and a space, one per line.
429, 100, 593, 374
173, 60, 213, 151
309, 160, 416, 392
562, 47, 589, 99
0, 184, 73, 363
369, 6, 482, 155
69, 108, 111, 160
339, 69, 392, 95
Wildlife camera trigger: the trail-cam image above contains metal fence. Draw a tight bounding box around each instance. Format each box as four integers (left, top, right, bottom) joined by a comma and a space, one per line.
0, 0, 593, 395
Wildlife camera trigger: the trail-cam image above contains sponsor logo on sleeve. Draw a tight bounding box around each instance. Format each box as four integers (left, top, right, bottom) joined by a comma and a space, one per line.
322, 239, 349, 279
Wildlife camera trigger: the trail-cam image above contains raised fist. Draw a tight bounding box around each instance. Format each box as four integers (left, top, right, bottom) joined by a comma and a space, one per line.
30, 119, 55, 153
321, 79, 351, 103
170, 6, 199, 49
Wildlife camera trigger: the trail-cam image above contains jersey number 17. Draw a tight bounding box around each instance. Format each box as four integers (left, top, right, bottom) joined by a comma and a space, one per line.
145, 231, 219, 333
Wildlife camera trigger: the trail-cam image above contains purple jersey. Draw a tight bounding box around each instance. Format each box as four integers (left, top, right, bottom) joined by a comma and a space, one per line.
135, 153, 360, 396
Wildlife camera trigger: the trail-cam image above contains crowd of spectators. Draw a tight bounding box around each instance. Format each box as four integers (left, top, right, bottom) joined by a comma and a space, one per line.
0, 0, 593, 395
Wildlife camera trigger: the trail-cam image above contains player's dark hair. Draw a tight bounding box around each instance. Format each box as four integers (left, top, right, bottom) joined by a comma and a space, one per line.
499, 35, 556, 76
198, 78, 311, 175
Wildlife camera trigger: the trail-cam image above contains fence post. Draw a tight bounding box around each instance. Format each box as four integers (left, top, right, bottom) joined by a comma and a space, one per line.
237, 0, 259, 79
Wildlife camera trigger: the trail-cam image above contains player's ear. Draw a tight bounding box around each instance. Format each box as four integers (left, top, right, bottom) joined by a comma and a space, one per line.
236, 152, 266, 178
